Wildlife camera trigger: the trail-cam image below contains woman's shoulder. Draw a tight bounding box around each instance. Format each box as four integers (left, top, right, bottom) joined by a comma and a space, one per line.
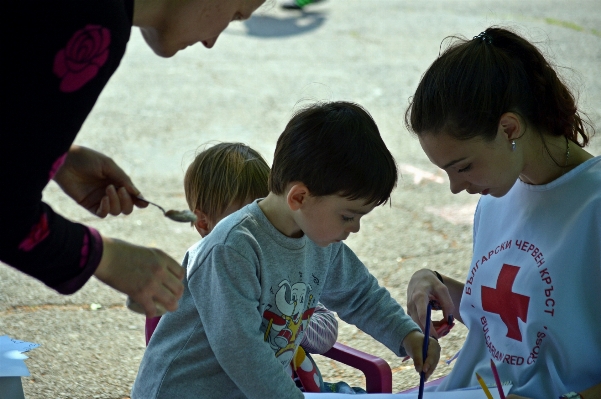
564, 155, 601, 198
579, 155, 601, 177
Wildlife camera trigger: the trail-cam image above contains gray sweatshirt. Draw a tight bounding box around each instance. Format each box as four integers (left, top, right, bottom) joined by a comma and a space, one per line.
131, 200, 419, 399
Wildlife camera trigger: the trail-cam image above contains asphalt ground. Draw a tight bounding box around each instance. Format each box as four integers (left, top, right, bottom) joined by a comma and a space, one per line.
1, 0, 600, 397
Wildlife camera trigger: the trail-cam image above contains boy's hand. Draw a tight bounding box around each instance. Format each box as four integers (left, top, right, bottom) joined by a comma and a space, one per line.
401, 330, 440, 380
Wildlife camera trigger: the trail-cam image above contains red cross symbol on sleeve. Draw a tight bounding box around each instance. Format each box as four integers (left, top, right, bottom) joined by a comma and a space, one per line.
481, 264, 530, 342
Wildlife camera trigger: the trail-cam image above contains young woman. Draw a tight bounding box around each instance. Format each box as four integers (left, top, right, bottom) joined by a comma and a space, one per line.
405, 27, 600, 399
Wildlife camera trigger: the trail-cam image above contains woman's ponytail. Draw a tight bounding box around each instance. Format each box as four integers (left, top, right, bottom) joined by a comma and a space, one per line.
488, 28, 590, 146
406, 26, 593, 147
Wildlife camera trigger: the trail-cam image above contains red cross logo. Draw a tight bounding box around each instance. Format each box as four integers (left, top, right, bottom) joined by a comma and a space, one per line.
481, 264, 530, 342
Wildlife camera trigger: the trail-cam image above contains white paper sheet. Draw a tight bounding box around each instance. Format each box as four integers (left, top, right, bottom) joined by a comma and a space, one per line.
304, 382, 512, 398
0, 336, 40, 377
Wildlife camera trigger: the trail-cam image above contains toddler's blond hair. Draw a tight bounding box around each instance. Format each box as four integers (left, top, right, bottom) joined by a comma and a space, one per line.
184, 143, 270, 221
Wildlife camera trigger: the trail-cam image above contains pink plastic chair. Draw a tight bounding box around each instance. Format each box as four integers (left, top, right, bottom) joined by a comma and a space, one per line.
145, 316, 393, 393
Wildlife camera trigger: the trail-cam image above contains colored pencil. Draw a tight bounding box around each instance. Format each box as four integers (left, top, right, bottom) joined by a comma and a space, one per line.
418, 302, 432, 399
475, 372, 494, 399
490, 359, 506, 399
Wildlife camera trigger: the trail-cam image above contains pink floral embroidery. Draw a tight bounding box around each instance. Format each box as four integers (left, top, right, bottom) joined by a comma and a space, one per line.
79, 232, 90, 268
53, 25, 111, 93
48, 152, 68, 181
18, 213, 50, 251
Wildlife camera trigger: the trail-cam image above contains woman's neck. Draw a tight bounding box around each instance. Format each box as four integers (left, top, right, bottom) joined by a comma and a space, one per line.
132, 0, 166, 28
519, 132, 593, 185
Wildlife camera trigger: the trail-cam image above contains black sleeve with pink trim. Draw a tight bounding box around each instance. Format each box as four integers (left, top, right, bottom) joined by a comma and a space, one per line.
0, 0, 133, 294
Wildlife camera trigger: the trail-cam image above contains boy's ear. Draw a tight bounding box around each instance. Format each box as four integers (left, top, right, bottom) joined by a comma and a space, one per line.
286, 183, 310, 211
194, 209, 211, 238
498, 112, 523, 141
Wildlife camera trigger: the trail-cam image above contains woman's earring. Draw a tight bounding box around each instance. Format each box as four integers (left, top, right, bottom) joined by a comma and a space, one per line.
511, 140, 516, 151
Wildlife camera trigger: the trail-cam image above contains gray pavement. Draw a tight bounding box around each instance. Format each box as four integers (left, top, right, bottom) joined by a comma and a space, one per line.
1, 0, 600, 397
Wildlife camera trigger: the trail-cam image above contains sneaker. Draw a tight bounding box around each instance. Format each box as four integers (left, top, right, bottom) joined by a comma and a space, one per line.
281, 0, 325, 10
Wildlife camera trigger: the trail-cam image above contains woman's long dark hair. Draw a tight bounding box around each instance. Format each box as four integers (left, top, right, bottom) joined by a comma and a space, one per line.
405, 27, 593, 147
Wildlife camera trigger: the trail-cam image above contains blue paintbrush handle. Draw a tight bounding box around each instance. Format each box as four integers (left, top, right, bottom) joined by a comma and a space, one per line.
418, 302, 432, 399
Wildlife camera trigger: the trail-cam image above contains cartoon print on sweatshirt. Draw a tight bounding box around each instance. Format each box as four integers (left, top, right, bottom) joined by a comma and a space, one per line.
262, 279, 316, 367
463, 238, 554, 367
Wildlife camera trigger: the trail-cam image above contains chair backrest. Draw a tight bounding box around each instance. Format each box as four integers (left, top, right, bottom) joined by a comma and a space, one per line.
322, 342, 392, 393
144, 316, 393, 393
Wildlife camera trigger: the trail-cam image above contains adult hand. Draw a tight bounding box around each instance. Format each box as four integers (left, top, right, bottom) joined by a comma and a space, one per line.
406, 269, 455, 336
94, 236, 185, 318
506, 395, 531, 399
401, 330, 440, 380
53, 145, 148, 217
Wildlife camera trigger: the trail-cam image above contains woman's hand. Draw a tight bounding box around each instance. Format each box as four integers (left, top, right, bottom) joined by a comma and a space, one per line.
407, 269, 456, 335
94, 236, 185, 318
53, 145, 147, 217
401, 330, 441, 380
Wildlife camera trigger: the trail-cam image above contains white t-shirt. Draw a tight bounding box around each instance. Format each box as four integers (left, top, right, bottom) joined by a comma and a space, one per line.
437, 156, 601, 397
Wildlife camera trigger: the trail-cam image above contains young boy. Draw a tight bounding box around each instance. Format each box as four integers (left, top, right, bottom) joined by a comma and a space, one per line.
135, 142, 338, 387
131, 102, 440, 399
185, 142, 338, 357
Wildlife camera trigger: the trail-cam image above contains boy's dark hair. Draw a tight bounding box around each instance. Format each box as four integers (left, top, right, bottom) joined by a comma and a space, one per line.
269, 101, 397, 206
405, 26, 593, 147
